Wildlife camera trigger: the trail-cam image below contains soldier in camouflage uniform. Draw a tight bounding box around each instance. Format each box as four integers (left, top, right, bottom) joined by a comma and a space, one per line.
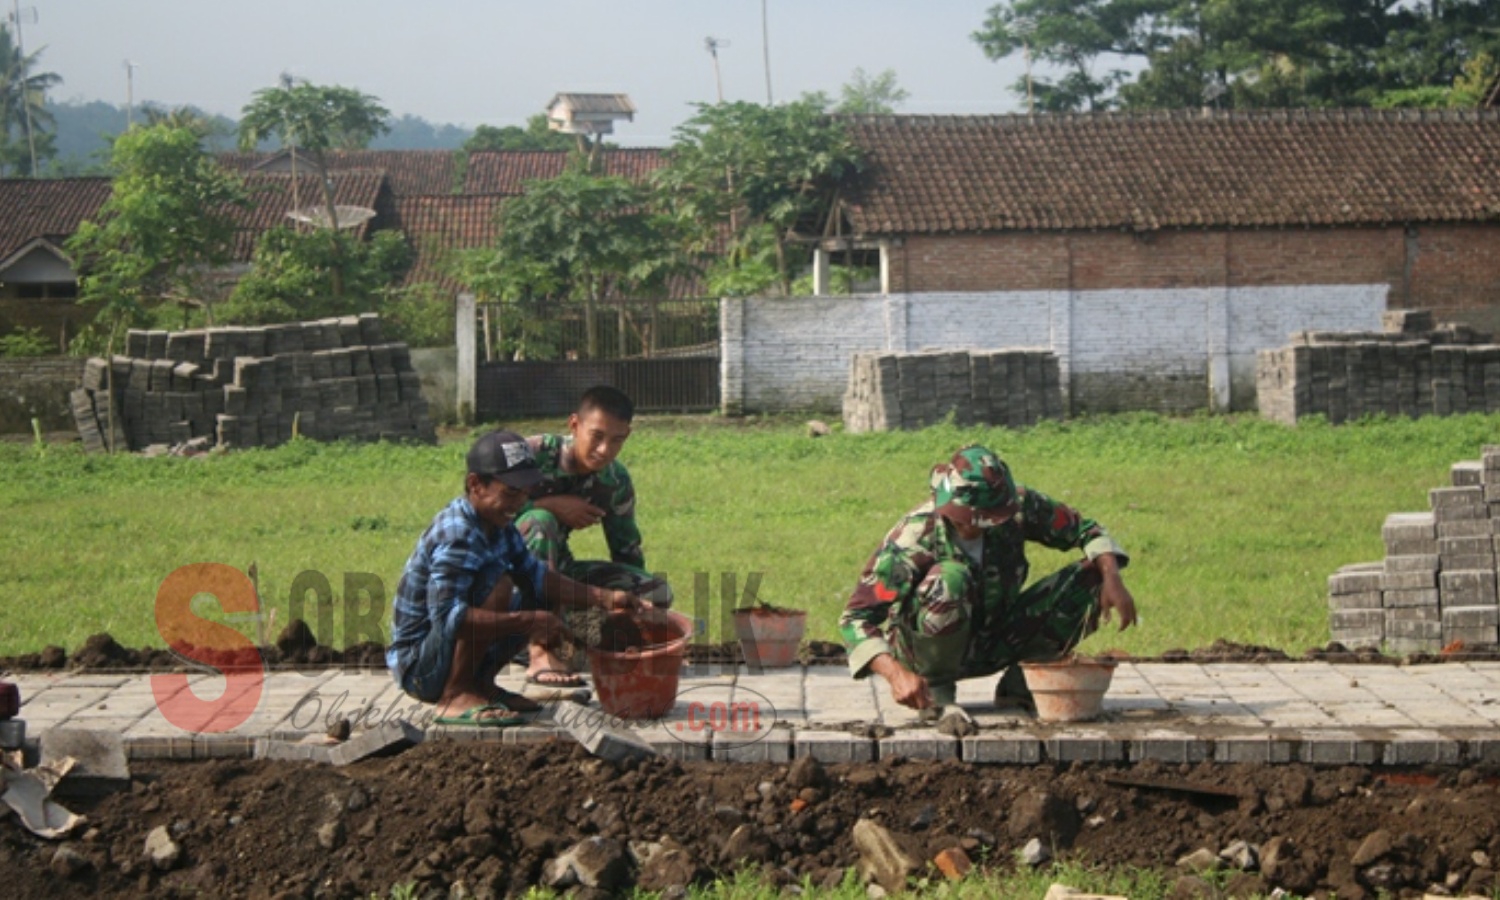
839, 445, 1136, 712
516, 386, 672, 684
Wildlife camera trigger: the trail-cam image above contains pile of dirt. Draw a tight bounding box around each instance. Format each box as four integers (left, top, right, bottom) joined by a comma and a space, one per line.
5, 627, 1500, 675
2, 744, 1496, 899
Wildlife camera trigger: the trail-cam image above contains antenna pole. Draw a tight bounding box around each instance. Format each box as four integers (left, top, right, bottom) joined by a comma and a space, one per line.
12, 0, 37, 174
124, 60, 137, 128
761, 0, 773, 104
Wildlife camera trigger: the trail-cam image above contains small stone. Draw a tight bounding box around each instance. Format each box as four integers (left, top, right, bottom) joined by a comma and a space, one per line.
851, 819, 921, 893
345, 788, 368, 812
143, 826, 180, 871
317, 820, 345, 850
908, 803, 935, 830
787, 755, 827, 790
1219, 839, 1258, 871
1352, 829, 1393, 868
866, 885, 888, 899
326, 717, 352, 741
1259, 836, 1290, 880
721, 824, 773, 866
1474, 850, 1492, 868
1021, 838, 1051, 867
1176, 848, 1220, 873
50, 844, 91, 878
1170, 875, 1216, 899
933, 847, 972, 880
806, 420, 831, 438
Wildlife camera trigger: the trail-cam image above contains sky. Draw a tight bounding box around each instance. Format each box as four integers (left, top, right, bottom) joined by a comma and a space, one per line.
22, 0, 1030, 146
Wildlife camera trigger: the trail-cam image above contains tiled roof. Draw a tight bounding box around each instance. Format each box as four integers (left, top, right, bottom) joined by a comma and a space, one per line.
384, 195, 504, 292
837, 109, 1500, 235
233, 171, 387, 259
548, 93, 636, 116
219, 149, 459, 196
0, 178, 113, 265
462, 149, 666, 194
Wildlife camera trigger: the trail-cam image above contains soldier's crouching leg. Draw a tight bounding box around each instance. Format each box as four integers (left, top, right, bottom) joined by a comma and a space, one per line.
894, 560, 976, 704
1002, 559, 1104, 663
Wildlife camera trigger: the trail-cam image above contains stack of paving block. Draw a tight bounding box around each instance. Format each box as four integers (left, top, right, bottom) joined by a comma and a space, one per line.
1257, 310, 1499, 425
843, 348, 1063, 433
70, 314, 436, 452
1327, 446, 1500, 652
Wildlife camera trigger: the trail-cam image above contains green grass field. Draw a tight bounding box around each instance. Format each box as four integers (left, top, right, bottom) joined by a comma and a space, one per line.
3, 411, 1498, 658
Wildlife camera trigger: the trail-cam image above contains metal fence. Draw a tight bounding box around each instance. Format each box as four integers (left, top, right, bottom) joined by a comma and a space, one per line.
477, 298, 719, 362
476, 356, 720, 420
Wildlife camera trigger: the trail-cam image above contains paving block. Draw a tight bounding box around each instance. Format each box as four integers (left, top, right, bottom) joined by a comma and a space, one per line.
1382, 587, 1440, 607
793, 730, 875, 763
1438, 518, 1492, 537
1451, 460, 1483, 486
878, 729, 959, 761
1381, 731, 1461, 766
1487, 483, 1500, 503
1127, 730, 1212, 764
1385, 607, 1442, 638
1442, 554, 1496, 573
1383, 554, 1440, 574
1430, 486, 1485, 511
1382, 570, 1439, 592
961, 733, 1042, 764
1327, 591, 1383, 610
1045, 732, 1126, 763
1385, 635, 1441, 654
1328, 564, 1384, 594
1440, 536, 1494, 558
1440, 570, 1498, 606
1468, 737, 1500, 764
39, 728, 130, 796
640, 729, 710, 762
1330, 608, 1384, 634
712, 726, 791, 762
1444, 626, 1500, 646
253, 737, 334, 763
1212, 734, 1296, 764
1383, 512, 1435, 545
1299, 730, 1382, 765
1444, 605, 1500, 628
1385, 537, 1439, 556
327, 719, 423, 766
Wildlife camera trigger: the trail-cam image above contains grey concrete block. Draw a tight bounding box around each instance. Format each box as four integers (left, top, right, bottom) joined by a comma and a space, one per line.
1443, 605, 1500, 627
1127, 731, 1212, 764
40, 728, 130, 796
1385, 635, 1441, 654
1382, 586, 1440, 606
1385, 538, 1439, 557
1327, 590, 1383, 610
878, 730, 959, 761
1440, 570, 1498, 605
328, 719, 423, 766
1467, 738, 1500, 764
1486, 483, 1500, 503
961, 734, 1042, 764
1299, 731, 1381, 765
1382, 734, 1461, 766
1431, 486, 1485, 509
1442, 554, 1495, 572
253, 737, 334, 763
1385, 607, 1441, 638
794, 731, 875, 764
1383, 554, 1440, 574
1383, 512, 1435, 543
1331, 609, 1384, 631
1213, 735, 1296, 764
1451, 460, 1483, 486
712, 727, 791, 762
1443, 626, 1500, 645
1441, 536, 1494, 557
1438, 518, 1492, 538
1045, 733, 1126, 763
1329, 566, 1385, 593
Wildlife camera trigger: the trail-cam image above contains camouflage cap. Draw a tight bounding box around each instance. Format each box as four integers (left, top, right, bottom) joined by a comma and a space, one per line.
930, 445, 1019, 528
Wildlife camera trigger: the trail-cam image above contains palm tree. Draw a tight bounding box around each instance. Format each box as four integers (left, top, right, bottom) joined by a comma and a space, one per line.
0, 23, 61, 176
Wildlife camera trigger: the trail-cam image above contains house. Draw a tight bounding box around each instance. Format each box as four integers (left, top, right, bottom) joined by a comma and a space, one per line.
748, 109, 1500, 413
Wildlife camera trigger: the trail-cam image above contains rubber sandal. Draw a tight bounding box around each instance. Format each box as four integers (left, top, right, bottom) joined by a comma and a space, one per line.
434, 702, 525, 728
524, 669, 588, 688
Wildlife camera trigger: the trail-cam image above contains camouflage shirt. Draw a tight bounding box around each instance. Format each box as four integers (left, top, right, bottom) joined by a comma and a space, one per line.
522, 433, 645, 569
840, 484, 1127, 678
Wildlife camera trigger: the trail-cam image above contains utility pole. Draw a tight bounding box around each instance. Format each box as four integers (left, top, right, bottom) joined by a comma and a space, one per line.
10, 1, 38, 174
124, 60, 137, 128
761, 0, 773, 104
704, 36, 728, 103
1013, 17, 1035, 115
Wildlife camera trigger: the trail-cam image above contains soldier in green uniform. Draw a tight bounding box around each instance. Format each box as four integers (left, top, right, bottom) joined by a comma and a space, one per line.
516, 386, 672, 685
839, 444, 1137, 713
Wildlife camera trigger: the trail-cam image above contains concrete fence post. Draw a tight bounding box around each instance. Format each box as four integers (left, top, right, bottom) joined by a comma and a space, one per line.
1207, 288, 1232, 412
720, 297, 745, 416
455, 292, 476, 425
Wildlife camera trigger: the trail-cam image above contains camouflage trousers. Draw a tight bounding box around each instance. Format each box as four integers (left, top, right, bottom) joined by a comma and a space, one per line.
514, 508, 674, 607
889, 559, 1102, 694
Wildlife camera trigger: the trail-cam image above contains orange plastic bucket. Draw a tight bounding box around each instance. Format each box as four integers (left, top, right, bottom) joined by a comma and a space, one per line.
586, 611, 693, 720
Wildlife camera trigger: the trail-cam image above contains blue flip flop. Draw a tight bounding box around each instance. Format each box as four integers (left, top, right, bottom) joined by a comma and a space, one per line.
434, 701, 525, 728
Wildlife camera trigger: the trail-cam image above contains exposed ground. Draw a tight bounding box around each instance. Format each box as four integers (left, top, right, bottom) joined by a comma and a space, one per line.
5, 629, 1500, 898
3, 743, 1499, 899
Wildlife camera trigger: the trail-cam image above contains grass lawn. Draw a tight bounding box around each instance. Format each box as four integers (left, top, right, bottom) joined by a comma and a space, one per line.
2, 411, 1497, 658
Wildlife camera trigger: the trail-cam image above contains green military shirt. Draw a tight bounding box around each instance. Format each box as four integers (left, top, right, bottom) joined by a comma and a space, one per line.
523, 433, 645, 569
839, 484, 1126, 678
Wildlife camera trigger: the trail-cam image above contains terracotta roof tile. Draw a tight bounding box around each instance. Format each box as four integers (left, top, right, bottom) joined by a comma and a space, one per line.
0, 177, 113, 263
384, 195, 504, 292
837, 109, 1500, 234
220, 149, 459, 196
463, 149, 666, 194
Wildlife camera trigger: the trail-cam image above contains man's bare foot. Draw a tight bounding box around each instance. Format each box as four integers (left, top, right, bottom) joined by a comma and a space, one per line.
524, 645, 581, 684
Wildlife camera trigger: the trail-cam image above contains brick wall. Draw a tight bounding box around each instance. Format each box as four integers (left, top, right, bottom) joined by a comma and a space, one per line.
721, 288, 1384, 415
0, 356, 86, 433
887, 224, 1500, 332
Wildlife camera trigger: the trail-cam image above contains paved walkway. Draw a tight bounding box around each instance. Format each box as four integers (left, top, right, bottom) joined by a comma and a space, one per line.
6, 661, 1500, 765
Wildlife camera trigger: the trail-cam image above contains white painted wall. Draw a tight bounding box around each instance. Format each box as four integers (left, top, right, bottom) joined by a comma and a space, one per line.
721, 286, 1387, 415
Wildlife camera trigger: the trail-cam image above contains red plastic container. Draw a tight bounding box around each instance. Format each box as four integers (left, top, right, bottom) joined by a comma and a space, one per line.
587, 611, 693, 720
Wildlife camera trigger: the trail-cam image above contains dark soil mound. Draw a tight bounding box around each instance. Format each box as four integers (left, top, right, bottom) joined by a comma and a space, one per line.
2, 744, 1496, 898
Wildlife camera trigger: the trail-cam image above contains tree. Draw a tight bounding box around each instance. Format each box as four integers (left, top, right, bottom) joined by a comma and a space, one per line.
459, 166, 684, 360
220, 227, 412, 325
837, 67, 910, 114
463, 114, 577, 152
0, 23, 61, 175
657, 100, 861, 297
238, 79, 390, 232
971, 0, 1500, 112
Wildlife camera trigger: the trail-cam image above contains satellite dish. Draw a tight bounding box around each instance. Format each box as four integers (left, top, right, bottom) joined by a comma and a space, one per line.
286, 205, 377, 230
